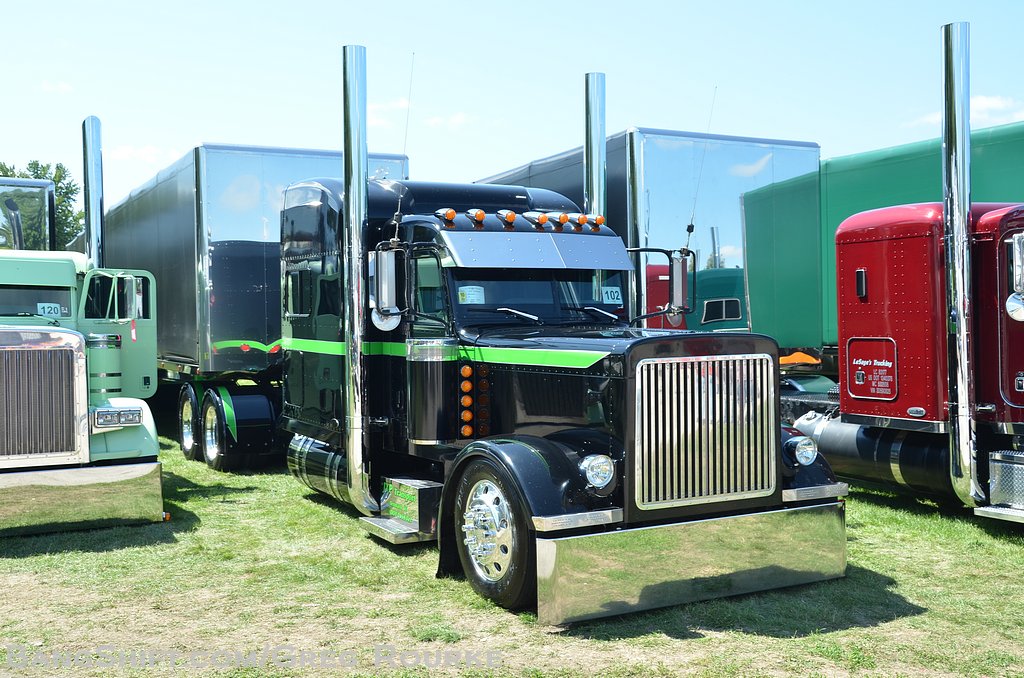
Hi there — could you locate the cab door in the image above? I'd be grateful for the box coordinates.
[77,269,157,400]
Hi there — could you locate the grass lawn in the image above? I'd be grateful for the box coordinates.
[1,433,1023,676]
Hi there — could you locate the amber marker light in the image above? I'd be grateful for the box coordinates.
[466,208,486,225]
[460,380,473,393]
[460,364,473,378]
[523,211,549,229]
[461,425,474,437]
[461,410,474,422]
[461,395,473,407]
[497,209,516,228]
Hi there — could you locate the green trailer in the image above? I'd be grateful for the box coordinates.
[744,120,1024,363]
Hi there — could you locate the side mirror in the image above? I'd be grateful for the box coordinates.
[1013,233,1024,294]
[1007,233,1024,323]
[666,251,686,327]
[122,275,142,319]
[371,248,403,331]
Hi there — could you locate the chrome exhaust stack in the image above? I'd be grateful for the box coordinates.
[941,22,984,506]
[583,72,606,217]
[82,116,105,266]
[341,45,378,515]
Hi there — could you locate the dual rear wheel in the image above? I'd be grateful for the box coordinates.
[176,384,233,471]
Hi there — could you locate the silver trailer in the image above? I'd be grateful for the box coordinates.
[104,144,407,469]
[482,129,819,331]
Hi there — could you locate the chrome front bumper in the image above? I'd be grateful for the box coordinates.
[0,461,164,537]
[536,501,846,625]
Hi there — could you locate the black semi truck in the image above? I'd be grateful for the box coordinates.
[278,46,848,624]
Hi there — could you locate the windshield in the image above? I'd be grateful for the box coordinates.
[449,268,626,327]
[0,285,73,318]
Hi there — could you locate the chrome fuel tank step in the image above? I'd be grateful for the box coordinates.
[360,477,443,544]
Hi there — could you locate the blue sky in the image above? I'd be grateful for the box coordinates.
[6,1,1023,211]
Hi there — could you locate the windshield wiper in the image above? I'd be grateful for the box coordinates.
[465,307,544,325]
[0,312,60,326]
[561,305,620,322]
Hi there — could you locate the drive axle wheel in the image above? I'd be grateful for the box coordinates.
[454,459,535,610]
[200,389,235,471]
[177,384,201,461]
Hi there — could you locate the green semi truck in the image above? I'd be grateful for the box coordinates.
[0,119,164,537]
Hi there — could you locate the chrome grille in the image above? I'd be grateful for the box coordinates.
[635,354,777,509]
[0,329,86,459]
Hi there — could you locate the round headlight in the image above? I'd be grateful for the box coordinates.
[579,454,615,488]
[793,436,818,466]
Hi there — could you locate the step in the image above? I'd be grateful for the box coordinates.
[989,451,1024,509]
[360,516,437,544]
[973,505,1024,525]
[359,476,445,545]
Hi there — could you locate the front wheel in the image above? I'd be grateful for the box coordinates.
[454,459,535,610]
[200,390,235,471]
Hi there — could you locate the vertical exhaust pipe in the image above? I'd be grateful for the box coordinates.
[584,72,606,216]
[82,116,105,266]
[341,45,378,515]
[941,22,983,506]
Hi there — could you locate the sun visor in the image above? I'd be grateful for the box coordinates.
[437,230,632,270]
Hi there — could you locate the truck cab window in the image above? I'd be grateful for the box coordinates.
[412,253,449,336]
[450,268,626,327]
[701,298,741,324]
[0,285,73,318]
[285,269,312,317]
[83,274,151,320]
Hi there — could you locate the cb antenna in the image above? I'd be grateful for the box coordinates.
[392,51,416,240]
[686,84,717,251]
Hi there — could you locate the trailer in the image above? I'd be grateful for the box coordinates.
[790,24,1024,524]
[0,119,163,537]
[481,128,819,331]
[276,46,848,625]
[103,145,407,469]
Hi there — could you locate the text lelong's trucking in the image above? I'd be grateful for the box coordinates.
[0,119,163,537]
[277,45,848,624]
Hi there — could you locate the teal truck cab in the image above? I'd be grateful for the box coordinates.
[0,123,164,537]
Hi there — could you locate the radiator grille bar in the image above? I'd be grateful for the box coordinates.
[635,354,777,509]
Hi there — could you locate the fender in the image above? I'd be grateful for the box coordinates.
[209,387,279,455]
[436,434,594,577]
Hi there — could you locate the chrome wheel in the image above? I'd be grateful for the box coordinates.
[181,400,195,451]
[203,401,221,464]
[461,479,514,582]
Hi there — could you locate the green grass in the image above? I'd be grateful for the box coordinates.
[1,434,1023,676]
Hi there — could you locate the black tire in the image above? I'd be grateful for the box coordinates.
[200,389,235,472]
[453,458,535,611]
[177,384,201,461]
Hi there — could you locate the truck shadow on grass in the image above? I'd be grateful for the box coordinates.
[845,485,972,519]
[299,491,437,557]
[0,471,256,559]
[558,565,923,640]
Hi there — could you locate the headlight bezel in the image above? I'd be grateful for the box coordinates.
[579,453,616,490]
